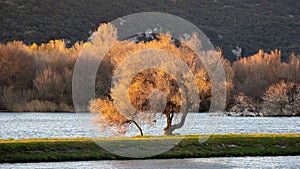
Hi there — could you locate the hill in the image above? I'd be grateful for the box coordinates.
[0,0,299,61]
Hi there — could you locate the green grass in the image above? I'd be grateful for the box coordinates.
[0,134,299,163]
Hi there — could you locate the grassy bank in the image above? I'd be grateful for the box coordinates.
[0,134,299,163]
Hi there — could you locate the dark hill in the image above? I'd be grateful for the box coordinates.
[0,0,299,61]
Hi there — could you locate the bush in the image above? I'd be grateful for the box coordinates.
[11,100,57,112]
[0,42,35,89]
[261,81,300,116]
[228,93,260,116]
[0,86,33,110]
[11,100,74,112]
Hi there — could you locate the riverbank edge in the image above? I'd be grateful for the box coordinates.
[1,111,300,117]
[0,134,299,163]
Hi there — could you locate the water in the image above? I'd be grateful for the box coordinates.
[0,113,299,139]
[0,156,299,169]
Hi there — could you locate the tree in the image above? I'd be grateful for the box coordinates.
[31,40,80,107]
[88,24,217,135]
[0,41,35,89]
[127,69,182,135]
[33,66,74,105]
[89,98,144,136]
[0,41,35,109]
[261,81,300,116]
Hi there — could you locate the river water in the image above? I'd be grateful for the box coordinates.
[0,113,299,139]
[0,156,299,169]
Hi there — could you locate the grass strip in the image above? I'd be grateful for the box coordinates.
[0,134,299,163]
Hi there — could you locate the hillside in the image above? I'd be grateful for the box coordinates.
[0,0,299,61]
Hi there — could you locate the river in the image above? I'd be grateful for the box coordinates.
[0,156,299,169]
[0,113,299,139]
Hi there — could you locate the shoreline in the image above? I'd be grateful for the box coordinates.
[1,134,299,163]
[1,111,300,117]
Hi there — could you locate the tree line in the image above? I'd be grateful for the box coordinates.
[0,26,299,118]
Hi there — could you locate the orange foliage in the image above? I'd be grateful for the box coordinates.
[89,98,129,135]
[232,49,300,99]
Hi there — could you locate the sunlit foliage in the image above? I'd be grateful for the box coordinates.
[0,40,81,111]
[0,23,299,122]
[232,49,300,99]
[89,24,221,135]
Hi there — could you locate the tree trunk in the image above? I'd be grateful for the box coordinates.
[164,111,187,135]
[166,110,188,135]
[130,120,143,136]
[164,87,189,135]
[164,113,172,135]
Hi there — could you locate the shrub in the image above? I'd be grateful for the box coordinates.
[0,86,33,110]
[0,41,35,89]
[261,81,300,116]
[11,100,57,112]
[228,93,261,116]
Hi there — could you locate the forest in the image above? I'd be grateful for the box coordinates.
[0,24,299,117]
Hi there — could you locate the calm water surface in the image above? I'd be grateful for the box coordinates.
[0,113,299,139]
[0,156,299,169]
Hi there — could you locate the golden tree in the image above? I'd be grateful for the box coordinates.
[128,69,182,135]
[87,24,228,135]
[0,41,35,88]
[89,98,144,136]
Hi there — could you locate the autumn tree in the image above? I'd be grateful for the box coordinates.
[31,40,81,105]
[232,50,282,99]
[89,98,144,136]
[0,42,35,109]
[88,24,228,135]
[261,81,300,116]
[285,53,300,82]
[127,69,182,135]
[0,41,35,89]
[0,39,81,111]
